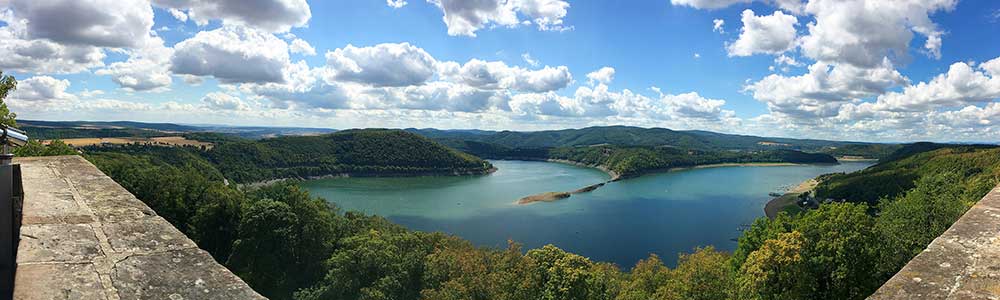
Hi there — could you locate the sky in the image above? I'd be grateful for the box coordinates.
[1,0,1000,142]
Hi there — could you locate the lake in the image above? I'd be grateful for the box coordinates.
[300,160,874,267]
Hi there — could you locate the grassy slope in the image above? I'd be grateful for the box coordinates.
[815,145,1000,205]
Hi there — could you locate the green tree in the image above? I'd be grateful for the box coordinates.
[615,254,669,300]
[876,172,971,276]
[0,71,16,127]
[737,231,811,300]
[657,247,733,300]
[228,199,301,297]
[794,203,880,300]
[296,229,430,300]
[14,140,77,156]
[526,244,597,300]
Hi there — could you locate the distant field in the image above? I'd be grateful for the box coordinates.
[46,136,212,148]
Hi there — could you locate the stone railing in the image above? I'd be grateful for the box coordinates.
[869,185,1000,299]
[12,156,264,299]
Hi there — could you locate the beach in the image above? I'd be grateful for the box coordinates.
[764,178,818,218]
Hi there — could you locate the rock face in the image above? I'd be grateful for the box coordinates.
[868,185,1000,300]
[12,156,264,300]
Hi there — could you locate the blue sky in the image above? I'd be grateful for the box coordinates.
[2,0,1000,142]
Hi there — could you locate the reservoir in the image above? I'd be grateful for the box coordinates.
[301,160,873,267]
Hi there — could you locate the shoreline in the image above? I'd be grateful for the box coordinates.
[836,157,880,162]
[764,178,819,219]
[545,159,621,181]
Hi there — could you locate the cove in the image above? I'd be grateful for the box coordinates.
[300,160,873,267]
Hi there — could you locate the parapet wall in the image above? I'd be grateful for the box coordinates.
[869,185,1000,299]
[12,155,264,299]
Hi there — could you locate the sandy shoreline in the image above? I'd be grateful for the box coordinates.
[764,178,818,218]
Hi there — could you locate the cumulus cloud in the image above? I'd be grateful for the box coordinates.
[873,60,1000,112]
[289,38,316,56]
[439,59,572,93]
[7,76,75,102]
[387,0,407,8]
[202,92,250,110]
[799,0,955,68]
[96,36,173,91]
[171,26,291,84]
[727,9,798,57]
[326,43,437,87]
[0,26,106,74]
[509,82,737,124]
[713,19,725,33]
[151,0,311,32]
[746,59,907,118]
[8,0,154,48]
[670,0,750,9]
[586,67,615,85]
[427,0,570,37]
[168,8,188,22]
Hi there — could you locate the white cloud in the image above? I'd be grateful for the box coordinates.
[151,0,311,32]
[202,92,250,110]
[694,53,701,59]
[522,53,539,67]
[746,59,907,118]
[713,19,725,33]
[0,27,106,74]
[7,76,75,102]
[727,9,798,57]
[168,8,188,22]
[440,59,573,92]
[670,0,750,10]
[96,36,174,91]
[326,43,437,87]
[387,0,407,9]
[773,54,802,67]
[799,0,955,68]
[427,0,570,37]
[289,38,316,56]
[981,57,1000,77]
[509,83,737,125]
[171,26,292,84]
[8,0,154,48]
[873,60,1000,112]
[586,67,615,85]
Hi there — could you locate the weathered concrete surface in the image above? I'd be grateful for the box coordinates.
[12,155,265,300]
[869,185,1000,300]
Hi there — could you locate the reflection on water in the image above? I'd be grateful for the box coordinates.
[301,160,873,267]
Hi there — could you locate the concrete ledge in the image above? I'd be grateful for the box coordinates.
[12,156,264,300]
[869,185,1000,299]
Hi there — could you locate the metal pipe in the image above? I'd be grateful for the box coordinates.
[0,126,28,166]
[0,126,27,148]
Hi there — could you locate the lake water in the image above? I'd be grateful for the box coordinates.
[300,160,874,267]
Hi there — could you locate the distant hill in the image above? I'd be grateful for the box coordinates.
[408,125,898,157]
[206,129,494,183]
[815,143,1000,205]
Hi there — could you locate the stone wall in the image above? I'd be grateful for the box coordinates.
[869,185,1000,299]
[13,156,264,300]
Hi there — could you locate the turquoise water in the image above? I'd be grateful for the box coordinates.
[301,160,873,267]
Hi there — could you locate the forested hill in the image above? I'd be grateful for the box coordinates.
[408,125,896,155]
[205,129,494,183]
[815,143,1000,206]
[409,126,845,179]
